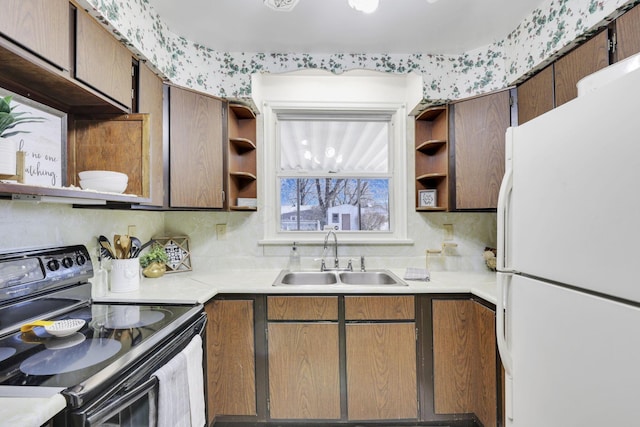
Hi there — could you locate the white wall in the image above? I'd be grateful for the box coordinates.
[0,200,164,266]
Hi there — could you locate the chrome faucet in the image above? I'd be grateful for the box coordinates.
[320,230,354,271]
[323,230,340,269]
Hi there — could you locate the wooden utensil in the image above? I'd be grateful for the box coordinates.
[98,235,116,259]
[113,234,123,259]
[119,234,131,259]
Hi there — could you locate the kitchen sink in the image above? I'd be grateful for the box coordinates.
[278,271,338,285]
[272,269,407,286]
[338,271,400,285]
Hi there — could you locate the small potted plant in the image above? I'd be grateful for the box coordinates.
[0,95,44,175]
[139,243,169,278]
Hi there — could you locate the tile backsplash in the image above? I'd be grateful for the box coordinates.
[0,200,495,273]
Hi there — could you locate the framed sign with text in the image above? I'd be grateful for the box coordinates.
[0,88,66,187]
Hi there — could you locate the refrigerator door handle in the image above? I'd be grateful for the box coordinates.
[497,272,514,421]
[496,272,513,375]
[497,165,513,272]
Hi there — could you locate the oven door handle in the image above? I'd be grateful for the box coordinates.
[85,376,158,426]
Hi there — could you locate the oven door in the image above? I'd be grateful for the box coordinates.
[60,311,207,427]
[85,376,158,427]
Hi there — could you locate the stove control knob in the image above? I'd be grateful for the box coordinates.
[62,257,73,268]
[76,254,87,266]
[47,259,60,271]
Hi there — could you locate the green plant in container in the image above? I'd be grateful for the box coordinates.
[139,243,169,278]
[0,96,45,138]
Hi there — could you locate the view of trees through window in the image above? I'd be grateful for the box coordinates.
[280,178,390,231]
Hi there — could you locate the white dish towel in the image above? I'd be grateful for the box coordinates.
[185,335,206,427]
[154,335,206,427]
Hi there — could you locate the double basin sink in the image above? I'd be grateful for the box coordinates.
[272,269,407,286]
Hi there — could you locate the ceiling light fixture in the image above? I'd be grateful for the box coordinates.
[348,0,379,14]
[263,0,299,12]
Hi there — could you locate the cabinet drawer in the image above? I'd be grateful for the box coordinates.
[267,296,338,321]
[345,296,414,320]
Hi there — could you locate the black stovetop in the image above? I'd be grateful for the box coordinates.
[0,301,198,391]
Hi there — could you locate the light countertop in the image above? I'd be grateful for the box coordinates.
[0,394,66,427]
[95,268,497,305]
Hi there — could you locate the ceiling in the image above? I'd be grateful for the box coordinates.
[147,0,546,55]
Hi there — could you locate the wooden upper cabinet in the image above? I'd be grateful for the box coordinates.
[615,3,640,62]
[414,106,449,211]
[168,86,225,208]
[554,30,609,107]
[451,89,511,210]
[69,114,150,197]
[75,9,132,109]
[0,0,70,71]
[517,64,554,125]
[137,64,164,206]
[227,104,257,211]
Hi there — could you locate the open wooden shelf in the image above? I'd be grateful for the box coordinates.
[230,137,256,151]
[415,106,449,211]
[227,103,257,211]
[416,139,446,153]
[229,171,257,181]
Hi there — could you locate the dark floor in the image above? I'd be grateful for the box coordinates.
[213,420,479,427]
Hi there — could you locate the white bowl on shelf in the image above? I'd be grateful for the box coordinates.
[80,176,128,193]
[78,170,128,181]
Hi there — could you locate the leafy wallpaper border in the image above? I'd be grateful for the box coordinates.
[77,0,636,104]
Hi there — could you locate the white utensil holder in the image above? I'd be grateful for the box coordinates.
[110,258,140,292]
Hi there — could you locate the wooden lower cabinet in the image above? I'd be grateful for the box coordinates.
[346,323,418,420]
[206,299,256,425]
[207,294,499,427]
[267,322,341,419]
[432,298,499,427]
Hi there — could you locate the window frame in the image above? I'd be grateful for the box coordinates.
[261,101,409,245]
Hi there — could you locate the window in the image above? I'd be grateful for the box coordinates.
[254,70,418,244]
[277,114,391,232]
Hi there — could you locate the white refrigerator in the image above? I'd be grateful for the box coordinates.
[496,57,640,426]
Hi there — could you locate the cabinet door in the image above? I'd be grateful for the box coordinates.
[70,114,150,197]
[138,64,164,206]
[346,323,417,420]
[517,64,554,125]
[169,86,224,208]
[206,299,256,422]
[267,322,340,419]
[76,10,132,109]
[615,4,640,62]
[0,0,70,70]
[452,89,510,210]
[432,299,498,427]
[554,30,609,106]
